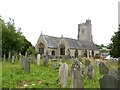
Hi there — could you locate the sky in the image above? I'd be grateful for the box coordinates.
[0,0,119,46]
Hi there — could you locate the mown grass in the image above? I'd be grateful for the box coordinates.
[1,58,118,88]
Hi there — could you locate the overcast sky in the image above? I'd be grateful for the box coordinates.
[0,0,119,46]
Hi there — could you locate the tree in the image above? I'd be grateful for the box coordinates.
[110,27,120,58]
[1,17,33,57]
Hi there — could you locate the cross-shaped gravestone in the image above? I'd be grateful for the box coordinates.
[58,63,68,87]
[37,54,40,65]
[71,58,84,88]
[12,56,15,64]
[99,62,109,75]
[25,57,30,73]
[44,56,49,66]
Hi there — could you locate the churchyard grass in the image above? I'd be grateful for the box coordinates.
[2,58,118,88]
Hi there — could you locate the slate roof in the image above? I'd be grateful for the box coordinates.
[64,38,83,49]
[43,35,60,48]
[41,34,98,50]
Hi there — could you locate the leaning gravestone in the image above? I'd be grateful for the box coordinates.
[99,69,120,89]
[85,59,90,66]
[58,63,68,87]
[37,54,40,65]
[71,58,84,88]
[12,56,15,64]
[25,57,30,73]
[99,62,109,75]
[86,64,95,79]
[44,56,49,66]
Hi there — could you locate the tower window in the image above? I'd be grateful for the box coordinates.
[81,29,85,33]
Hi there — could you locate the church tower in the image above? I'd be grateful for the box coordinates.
[77,19,93,42]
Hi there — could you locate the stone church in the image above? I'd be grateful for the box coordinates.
[35,19,99,58]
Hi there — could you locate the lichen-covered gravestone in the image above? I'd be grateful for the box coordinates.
[21,57,26,70]
[12,56,15,64]
[86,64,95,79]
[99,69,120,89]
[71,58,84,88]
[25,57,30,73]
[58,63,68,87]
[95,59,100,67]
[99,62,109,75]
[85,59,90,66]
[44,56,49,66]
[37,54,40,65]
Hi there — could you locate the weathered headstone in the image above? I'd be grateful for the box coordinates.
[99,62,109,75]
[58,63,68,87]
[52,63,59,70]
[21,57,26,70]
[8,52,11,63]
[85,59,90,66]
[71,58,84,88]
[3,54,5,61]
[12,56,15,64]
[19,53,22,61]
[95,59,100,67]
[86,64,95,79]
[37,54,40,65]
[25,57,30,73]
[99,69,120,89]
[44,56,48,66]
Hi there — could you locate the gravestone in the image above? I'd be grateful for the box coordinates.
[85,59,90,66]
[19,53,22,61]
[58,63,68,87]
[52,63,59,70]
[12,56,15,64]
[99,62,109,75]
[95,59,100,67]
[3,54,5,61]
[8,52,11,63]
[71,58,84,88]
[86,64,95,79]
[37,54,40,65]
[44,56,49,66]
[21,57,26,70]
[99,69,120,89]
[25,57,30,73]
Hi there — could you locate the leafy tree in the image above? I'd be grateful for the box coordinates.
[110,27,120,58]
[1,17,33,57]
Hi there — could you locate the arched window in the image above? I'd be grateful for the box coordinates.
[39,43,44,55]
[59,44,65,55]
[84,50,87,57]
[75,49,78,58]
[51,50,55,55]
[92,50,94,57]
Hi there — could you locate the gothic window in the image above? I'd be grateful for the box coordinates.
[39,43,44,55]
[75,49,78,58]
[51,50,55,55]
[60,44,65,55]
